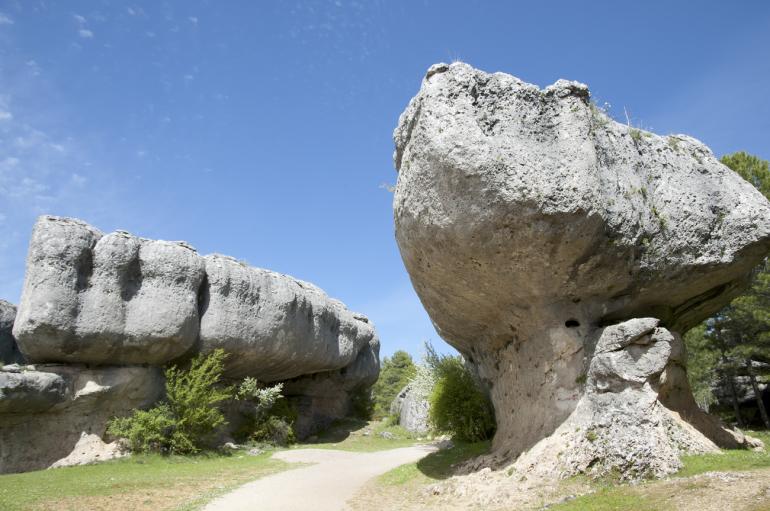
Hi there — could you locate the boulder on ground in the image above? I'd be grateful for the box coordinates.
[391,383,430,435]
[393,62,770,477]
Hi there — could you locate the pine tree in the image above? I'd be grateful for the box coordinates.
[371,350,417,418]
[685,152,770,427]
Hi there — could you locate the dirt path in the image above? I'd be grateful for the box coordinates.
[202,445,436,511]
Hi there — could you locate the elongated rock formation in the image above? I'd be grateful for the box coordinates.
[2,216,379,473]
[393,62,770,477]
[13,216,378,385]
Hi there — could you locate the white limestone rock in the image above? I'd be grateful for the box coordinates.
[393,62,770,472]
[13,216,204,365]
[199,254,378,381]
[0,364,163,474]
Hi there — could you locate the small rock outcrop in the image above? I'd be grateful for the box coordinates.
[391,384,430,434]
[393,62,770,477]
[0,364,163,473]
[1,216,379,473]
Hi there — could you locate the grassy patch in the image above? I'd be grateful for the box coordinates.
[378,440,490,486]
[307,418,422,452]
[551,430,770,511]
[678,430,770,477]
[0,450,293,511]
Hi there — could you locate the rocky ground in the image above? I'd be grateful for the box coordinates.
[350,468,770,511]
[349,430,770,511]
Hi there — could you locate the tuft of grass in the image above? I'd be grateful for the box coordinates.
[378,441,490,486]
[629,128,643,143]
[0,450,292,511]
[667,136,681,151]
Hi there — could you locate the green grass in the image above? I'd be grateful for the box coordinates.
[0,418,425,510]
[377,440,490,486]
[306,418,422,452]
[0,450,292,511]
[678,430,770,477]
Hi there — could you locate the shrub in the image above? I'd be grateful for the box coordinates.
[425,343,496,442]
[237,377,296,446]
[107,404,176,453]
[108,349,233,454]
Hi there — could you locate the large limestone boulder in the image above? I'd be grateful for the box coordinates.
[6,216,380,464]
[0,301,24,365]
[13,216,205,365]
[0,364,163,473]
[200,254,378,381]
[13,216,379,384]
[393,62,770,476]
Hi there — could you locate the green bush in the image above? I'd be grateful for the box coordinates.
[236,377,296,446]
[426,344,495,442]
[108,349,233,454]
[252,415,296,445]
[107,404,177,453]
[237,378,297,445]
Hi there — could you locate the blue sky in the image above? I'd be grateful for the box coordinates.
[0,1,768,359]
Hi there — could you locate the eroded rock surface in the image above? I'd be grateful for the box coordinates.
[391,384,430,435]
[0,364,163,473]
[511,319,758,479]
[200,254,378,381]
[393,62,770,476]
[14,217,204,365]
[2,216,380,473]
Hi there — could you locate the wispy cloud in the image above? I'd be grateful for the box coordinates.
[0,13,13,25]
[78,29,94,39]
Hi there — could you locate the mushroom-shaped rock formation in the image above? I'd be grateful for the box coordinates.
[393,62,770,478]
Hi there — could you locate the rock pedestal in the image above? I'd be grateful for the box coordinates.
[393,62,770,477]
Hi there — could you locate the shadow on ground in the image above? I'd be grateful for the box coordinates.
[308,418,369,445]
[416,440,491,480]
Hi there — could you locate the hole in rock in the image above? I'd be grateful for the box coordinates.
[565,319,580,328]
